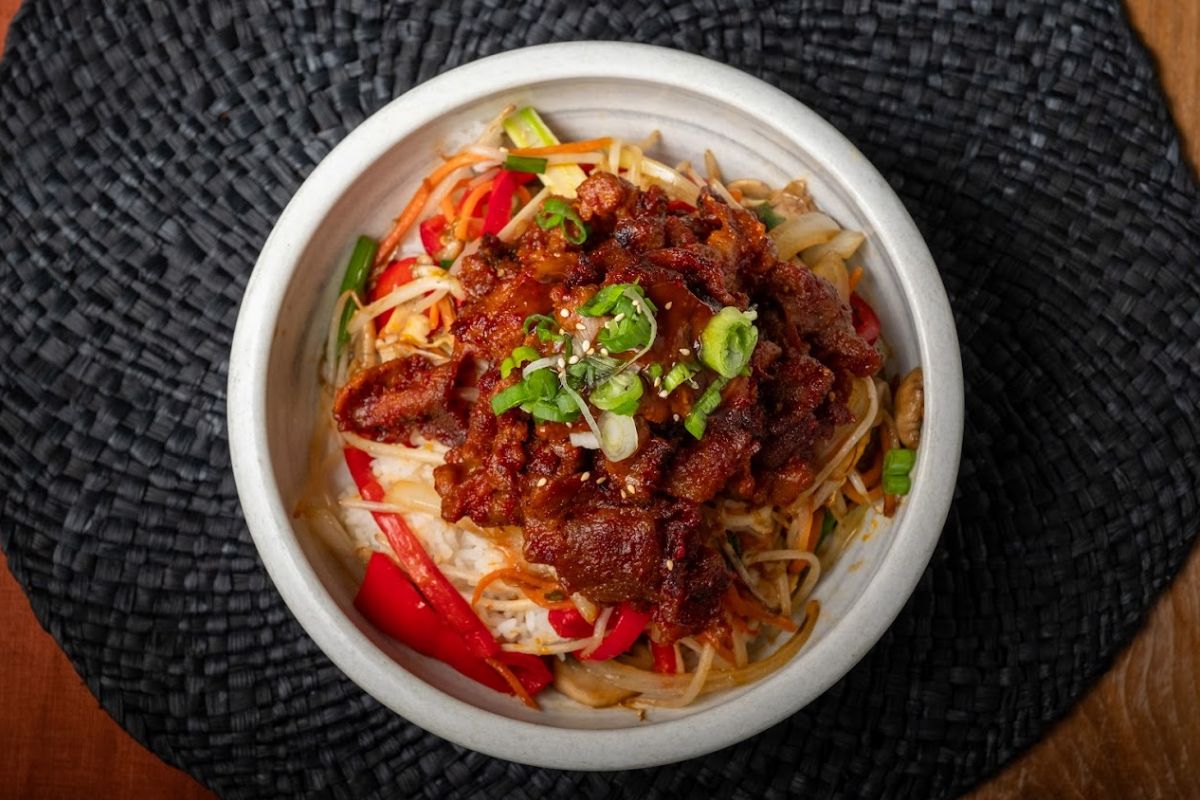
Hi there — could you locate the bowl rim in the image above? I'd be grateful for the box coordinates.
[228,40,963,771]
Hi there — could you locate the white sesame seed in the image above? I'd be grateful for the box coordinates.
[612,313,625,323]
[559,308,569,318]
[658,390,669,398]
[596,477,607,485]
[575,323,586,331]
[537,477,548,487]
[666,559,675,571]
[580,339,590,350]
[679,347,691,356]
[664,302,673,310]
[620,488,628,498]
[579,472,590,481]
[672,413,680,421]
[653,377,662,388]
[568,355,580,365]
[600,347,609,356]
[557,358,566,369]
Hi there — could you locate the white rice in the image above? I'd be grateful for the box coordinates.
[333,448,569,650]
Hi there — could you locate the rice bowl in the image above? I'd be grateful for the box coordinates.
[228,41,962,769]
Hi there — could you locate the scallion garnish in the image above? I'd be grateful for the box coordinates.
[753,203,785,230]
[699,307,759,378]
[500,345,540,378]
[662,361,698,393]
[503,154,548,174]
[817,511,837,550]
[882,448,916,495]
[535,197,588,245]
[577,284,657,354]
[683,377,728,439]
[590,372,644,416]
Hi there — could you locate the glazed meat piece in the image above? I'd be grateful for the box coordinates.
[526,506,664,604]
[334,353,469,446]
[359,171,886,642]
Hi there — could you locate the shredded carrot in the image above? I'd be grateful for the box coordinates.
[373,153,494,267]
[429,151,492,190]
[486,657,538,709]
[859,442,883,489]
[427,298,440,329]
[843,481,882,506]
[848,265,864,292]
[437,296,456,329]
[729,187,743,202]
[374,182,431,268]
[725,586,798,633]
[456,180,494,240]
[699,632,738,668]
[508,137,613,156]
[441,177,469,221]
[515,184,532,206]
[788,510,816,573]
[471,567,562,607]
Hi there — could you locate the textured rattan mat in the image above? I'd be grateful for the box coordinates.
[2,1,1198,798]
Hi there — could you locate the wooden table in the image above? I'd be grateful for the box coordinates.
[0,2,1196,797]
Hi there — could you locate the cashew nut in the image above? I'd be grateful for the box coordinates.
[894,367,924,449]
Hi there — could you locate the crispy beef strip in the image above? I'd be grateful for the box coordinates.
[344,172,881,642]
[333,351,470,446]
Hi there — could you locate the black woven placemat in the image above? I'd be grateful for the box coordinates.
[2,1,1198,797]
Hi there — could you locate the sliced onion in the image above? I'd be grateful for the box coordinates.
[598,412,638,461]
[522,356,560,379]
[810,254,850,303]
[569,431,601,449]
[770,212,841,260]
[802,229,866,263]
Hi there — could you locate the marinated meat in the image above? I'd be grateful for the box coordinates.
[334,352,469,446]
[348,172,882,641]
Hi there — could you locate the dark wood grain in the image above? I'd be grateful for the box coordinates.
[0,2,1196,797]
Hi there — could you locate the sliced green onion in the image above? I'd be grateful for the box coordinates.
[502,107,587,198]
[594,285,657,354]
[336,235,378,350]
[662,361,698,393]
[491,382,533,414]
[590,372,644,416]
[753,203,785,231]
[882,474,912,496]
[577,284,627,317]
[439,259,454,270]
[700,307,759,378]
[598,411,638,461]
[503,154,548,174]
[535,197,588,245]
[522,397,579,423]
[645,363,664,380]
[500,345,540,378]
[817,511,837,550]
[882,448,916,477]
[566,353,620,389]
[683,377,728,439]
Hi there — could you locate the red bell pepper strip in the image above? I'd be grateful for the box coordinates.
[369,257,417,328]
[344,447,500,660]
[650,641,678,674]
[354,553,551,696]
[547,607,595,639]
[482,171,520,235]
[849,292,881,345]
[580,602,651,661]
[497,651,553,696]
[419,215,447,256]
[354,552,508,690]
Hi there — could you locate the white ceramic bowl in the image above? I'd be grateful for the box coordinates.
[228,42,963,770]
